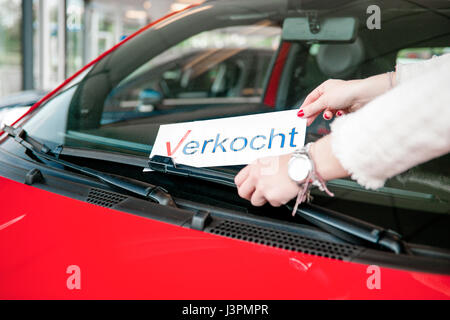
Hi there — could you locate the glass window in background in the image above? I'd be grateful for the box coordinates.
[123,6,150,37]
[48,0,62,88]
[33,0,65,91]
[85,1,150,63]
[85,2,118,62]
[0,0,22,98]
[67,0,85,77]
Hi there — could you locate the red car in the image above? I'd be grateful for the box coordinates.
[1,0,449,300]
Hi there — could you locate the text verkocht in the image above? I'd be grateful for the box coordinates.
[149,110,306,168]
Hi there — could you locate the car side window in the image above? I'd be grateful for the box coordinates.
[102,24,281,125]
[396,47,450,64]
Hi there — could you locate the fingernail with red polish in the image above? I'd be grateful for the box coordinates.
[324,113,330,120]
[336,111,343,117]
[297,110,304,118]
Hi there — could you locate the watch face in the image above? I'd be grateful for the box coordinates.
[288,155,312,182]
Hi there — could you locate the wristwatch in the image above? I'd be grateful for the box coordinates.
[287,143,314,184]
[287,143,334,216]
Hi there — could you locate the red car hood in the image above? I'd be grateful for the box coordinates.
[1,176,449,299]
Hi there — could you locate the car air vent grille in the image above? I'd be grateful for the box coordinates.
[86,188,128,208]
[208,220,359,261]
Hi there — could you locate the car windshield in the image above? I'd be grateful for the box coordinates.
[16,0,450,245]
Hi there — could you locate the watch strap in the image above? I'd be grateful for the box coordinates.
[291,143,334,216]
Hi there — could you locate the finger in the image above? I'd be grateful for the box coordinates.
[267,196,282,207]
[306,112,321,126]
[336,109,345,117]
[323,110,334,121]
[298,83,324,109]
[301,95,327,118]
[234,165,250,187]
[250,188,266,207]
[237,178,256,200]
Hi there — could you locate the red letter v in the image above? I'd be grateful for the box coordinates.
[166,130,192,156]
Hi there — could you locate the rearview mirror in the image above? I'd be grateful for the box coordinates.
[282,17,358,43]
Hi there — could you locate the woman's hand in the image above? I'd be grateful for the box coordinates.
[235,136,350,207]
[234,154,300,207]
[298,73,395,126]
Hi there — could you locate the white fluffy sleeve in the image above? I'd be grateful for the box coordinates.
[396,53,450,85]
[330,55,450,189]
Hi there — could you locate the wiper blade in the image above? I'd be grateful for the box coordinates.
[149,155,236,187]
[4,126,176,207]
[149,155,407,254]
[289,203,406,254]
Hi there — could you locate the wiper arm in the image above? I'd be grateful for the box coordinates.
[149,155,407,254]
[4,126,176,207]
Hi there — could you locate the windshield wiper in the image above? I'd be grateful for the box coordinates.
[3,125,177,207]
[149,155,236,187]
[288,203,406,254]
[148,155,408,254]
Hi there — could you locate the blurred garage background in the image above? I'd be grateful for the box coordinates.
[1,0,447,127]
[0,0,201,99]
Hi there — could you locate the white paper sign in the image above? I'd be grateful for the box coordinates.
[148,110,306,168]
